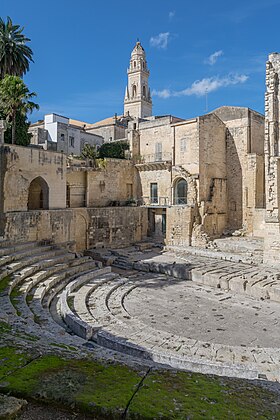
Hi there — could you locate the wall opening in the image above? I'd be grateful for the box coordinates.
[150,183,158,204]
[174,178,188,205]
[27,177,49,210]
[132,85,137,97]
[66,183,70,208]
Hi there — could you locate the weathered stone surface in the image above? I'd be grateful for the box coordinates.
[0,394,27,419]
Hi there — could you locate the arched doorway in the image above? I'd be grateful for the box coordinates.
[174,178,188,205]
[27,177,49,210]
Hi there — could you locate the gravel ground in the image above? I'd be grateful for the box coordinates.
[17,401,94,420]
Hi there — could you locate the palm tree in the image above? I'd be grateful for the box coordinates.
[0,75,39,144]
[0,16,33,78]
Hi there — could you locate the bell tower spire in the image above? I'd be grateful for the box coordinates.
[124,41,152,118]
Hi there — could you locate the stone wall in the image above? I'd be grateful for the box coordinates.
[213,107,265,233]
[86,159,140,206]
[263,53,280,265]
[0,146,7,236]
[4,207,148,251]
[2,144,66,212]
[136,166,171,204]
[173,119,199,174]
[166,206,194,247]
[138,116,174,162]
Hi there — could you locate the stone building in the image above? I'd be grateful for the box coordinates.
[29,113,104,155]
[263,53,280,266]
[0,41,269,254]
[0,144,147,250]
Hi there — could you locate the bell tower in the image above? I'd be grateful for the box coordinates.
[124,41,152,119]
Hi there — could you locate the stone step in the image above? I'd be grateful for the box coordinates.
[8,264,99,342]
[0,241,38,256]
[6,250,75,294]
[74,273,123,327]
[12,258,93,320]
[58,267,112,340]
[27,261,98,323]
[0,244,58,269]
[0,248,72,288]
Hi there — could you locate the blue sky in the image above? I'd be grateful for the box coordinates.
[1,0,280,123]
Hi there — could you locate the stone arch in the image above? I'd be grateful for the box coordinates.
[27,176,49,210]
[172,167,198,208]
[174,177,188,205]
[143,85,146,97]
[132,84,137,97]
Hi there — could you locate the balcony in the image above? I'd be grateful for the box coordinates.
[135,152,172,171]
[140,152,172,163]
[142,196,170,207]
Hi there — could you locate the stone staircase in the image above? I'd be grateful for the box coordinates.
[1,240,280,381]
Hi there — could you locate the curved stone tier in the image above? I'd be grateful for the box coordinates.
[1,241,280,381]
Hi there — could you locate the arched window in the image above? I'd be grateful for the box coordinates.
[27,177,49,210]
[174,178,188,205]
[134,61,136,68]
[143,85,146,97]
[132,85,137,97]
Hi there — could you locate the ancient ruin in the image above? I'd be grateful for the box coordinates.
[2,43,280,403]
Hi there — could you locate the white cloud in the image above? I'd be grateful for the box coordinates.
[150,32,170,49]
[152,74,248,99]
[152,89,172,98]
[205,50,223,65]
[168,11,175,19]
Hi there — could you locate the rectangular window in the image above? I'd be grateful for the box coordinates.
[61,133,65,141]
[150,183,158,204]
[69,136,75,148]
[126,183,133,199]
[180,138,186,152]
[155,142,162,161]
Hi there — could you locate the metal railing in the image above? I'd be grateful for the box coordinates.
[135,152,172,164]
[142,196,170,206]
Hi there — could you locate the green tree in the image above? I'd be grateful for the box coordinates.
[98,141,129,159]
[3,112,32,146]
[81,144,97,159]
[0,75,38,144]
[0,16,33,78]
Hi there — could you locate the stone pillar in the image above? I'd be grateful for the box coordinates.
[264,54,280,266]
[0,120,7,144]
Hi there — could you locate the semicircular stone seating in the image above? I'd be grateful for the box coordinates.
[1,239,280,381]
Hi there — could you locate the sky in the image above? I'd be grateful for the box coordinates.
[1,0,280,123]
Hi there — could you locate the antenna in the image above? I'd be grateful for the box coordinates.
[205,88,208,113]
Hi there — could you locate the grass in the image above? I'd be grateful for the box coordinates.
[0,347,279,419]
[128,369,280,419]
[0,275,11,294]
[67,296,74,311]
[26,294,33,304]
[0,352,143,419]
[0,321,11,334]
[0,347,33,379]
[10,286,22,316]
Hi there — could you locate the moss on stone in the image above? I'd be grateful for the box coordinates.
[0,275,11,294]
[0,348,280,419]
[128,369,280,419]
[0,347,32,379]
[0,321,11,334]
[49,342,76,351]
[1,354,143,418]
